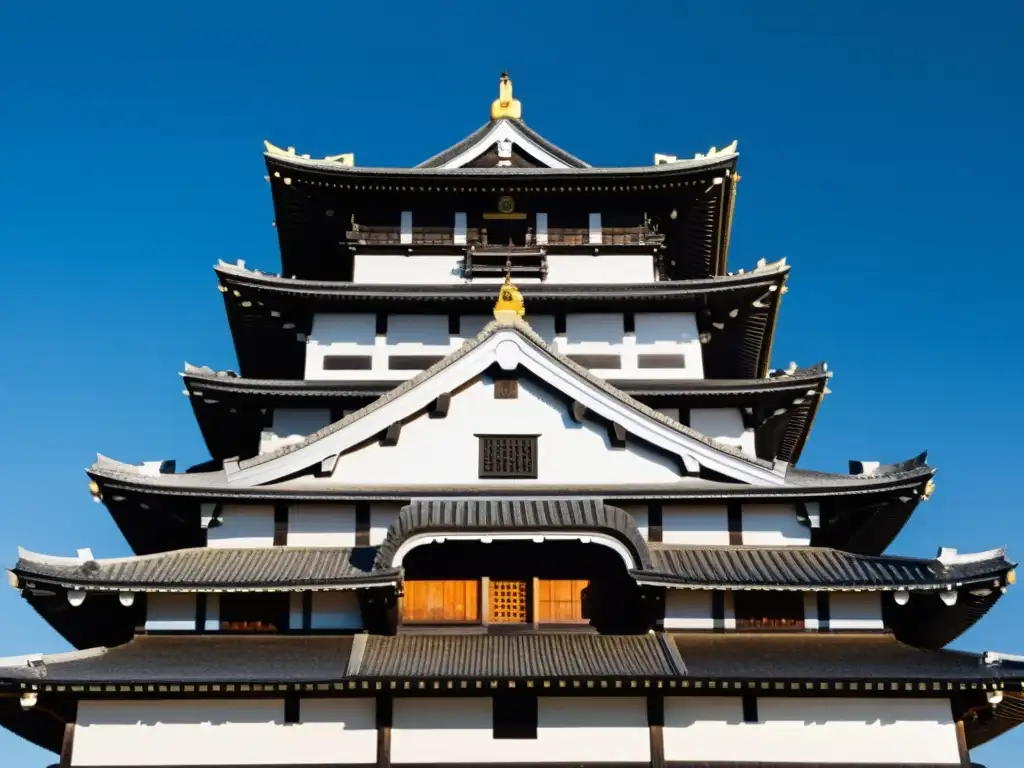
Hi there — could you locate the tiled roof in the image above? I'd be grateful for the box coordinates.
[353,632,684,678]
[14,546,399,591]
[416,119,590,169]
[374,499,651,570]
[640,543,1012,591]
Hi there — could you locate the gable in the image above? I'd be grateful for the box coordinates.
[436,119,575,170]
[227,322,784,488]
[330,374,684,486]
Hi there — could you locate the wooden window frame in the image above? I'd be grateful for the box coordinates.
[477,435,539,479]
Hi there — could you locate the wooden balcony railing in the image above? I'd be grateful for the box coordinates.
[346,224,659,247]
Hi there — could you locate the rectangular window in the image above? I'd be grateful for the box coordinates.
[323,355,373,371]
[403,580,480,623]
[387,354,444,370]
[637,354,686,369]
[566,354,622,369]
[489,580,529,624]
[493,694,538,739]
[219,593,289,633]
[537,579,590,623]
[733,591,805,631]
[478,435,538,479]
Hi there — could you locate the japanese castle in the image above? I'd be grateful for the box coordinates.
[3,73,1021,767]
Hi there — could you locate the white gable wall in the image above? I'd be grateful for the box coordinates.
[261,408,332,454]
[663,697,959,764]
[72,699,376,766]
[690,408,755,457]
[330,376,683,486]
[391,696,649,764]
[207,505,274,548]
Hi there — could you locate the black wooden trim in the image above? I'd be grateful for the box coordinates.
[624,312,636,335]
[712,590,726,632]
[555,313,567,334]
[609,422,627,448]
[375,313,388,335]
[727,502,742,546]
[377,694,393,768]
[742,695,758,723]
[323,355,373,371]
[59,717,75,768]
[430,392,451,419]
[493,693,539,739]
[648,503,663,543]
[447,314,460,335]
[567,353,622,369]
[284,692,300,724]
[356,502,371,546]
[381,422,402,446]
[648,694,665,768]
[571,400,587,423]
[273,504,289,547]
[388,355,444,370]
[677,408,691,427]
[638,354,686,369]
[301,591,313,631]
[194,593,207,632]
[816,592,830,632]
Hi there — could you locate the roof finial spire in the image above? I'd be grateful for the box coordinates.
[490,71,522,121]
[493,252,525,322]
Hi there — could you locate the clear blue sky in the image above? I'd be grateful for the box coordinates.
[0,1,1021,765]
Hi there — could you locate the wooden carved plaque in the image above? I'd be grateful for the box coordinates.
[494,379,519,399]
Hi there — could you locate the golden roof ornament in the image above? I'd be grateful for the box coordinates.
[490,72,522,120]
[493,262,525,322]
[921,478,936,501]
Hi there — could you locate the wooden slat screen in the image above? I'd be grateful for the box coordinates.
[403,580,479,623]
[537,579,589,623]
[478,436,538,478]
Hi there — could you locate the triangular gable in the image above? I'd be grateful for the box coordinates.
[417,119,589,170]
[226,319,785,488]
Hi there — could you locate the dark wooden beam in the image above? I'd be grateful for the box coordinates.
[608,422,627,448]
[647,695,665,768]
[377,694,393,768]
[570,400,587,423]
[381,422,402,447]
[59,719,75,768]
[431,393,452,419]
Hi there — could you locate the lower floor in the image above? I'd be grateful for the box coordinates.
[58,695,971,767]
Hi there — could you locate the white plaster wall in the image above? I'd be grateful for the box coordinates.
[391,697,649,764]
[829,592,884,630]
[620,503,649,540]
[260,408,333,455]
[207,505,275,549]
[353,254,465,284]
[72,699,377,766]
[741,503,811,546]
[664,697,959,764]
[665,590,713,630]
[310,591,363,630]
[460,314,556,344]
[662,504,730,545]
[305,314,377,380]
[804,592,819,631]
[371,502,402,546]
[330,376,682,487]
[690,408,755,457]
[145,593,196,632]
[287,504,357,547]
[631,312,704,379]
[545,254,655,284]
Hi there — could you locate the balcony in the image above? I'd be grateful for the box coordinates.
[345,224,662,248]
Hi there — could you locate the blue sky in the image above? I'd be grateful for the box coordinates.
[1,1,1022,764]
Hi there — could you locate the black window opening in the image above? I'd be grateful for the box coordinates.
[478,435,539,479]
[493,694,538,739]
[637,354,686,369]
[323,355,373,371]
[733,591,805,631]
[219,593,290,633]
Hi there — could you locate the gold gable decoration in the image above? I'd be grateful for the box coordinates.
[493,272,525,321]
[490,72,522,120]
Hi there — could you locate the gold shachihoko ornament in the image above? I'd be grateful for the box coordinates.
[494,272,525,318]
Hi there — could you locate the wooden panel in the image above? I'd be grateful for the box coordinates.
[489,580,528,623]
[403,580,479,623]
[538,579,589,623]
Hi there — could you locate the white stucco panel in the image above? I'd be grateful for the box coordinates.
[72,699,377,766]
[261,408,332,454]
[371,502,403,546]
[305,313,377,380]
[545,254,655,284]
[310,591,363,630]
[353,254,465,285]
[665,590,714,630]
[287,504,357,547]
[330,376,682,486]
[391,697,649,764]
[690,407,755,457]
[662,504,730,545]
[664,697,959,764]
[145,593,196,632]
[829,592,884,630]
[207,505,274,549]
[741,503,811,546]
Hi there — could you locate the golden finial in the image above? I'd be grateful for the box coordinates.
[490,72,522,120]
[922,478,936,501]
[493,262,525,321]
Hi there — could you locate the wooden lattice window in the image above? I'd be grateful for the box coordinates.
[478,435,538,479]
[489,580,528,623]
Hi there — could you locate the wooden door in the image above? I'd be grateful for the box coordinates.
[403,580,479,623]
[488,580,529,623]
[537,579,590,623]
